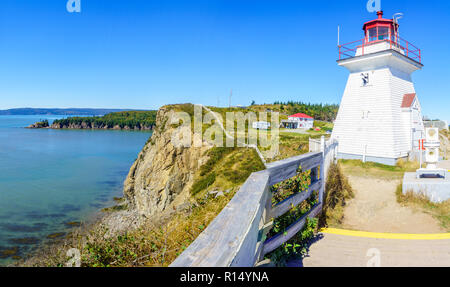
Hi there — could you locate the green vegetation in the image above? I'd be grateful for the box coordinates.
[28,119,49,128]
[339,159,419,180]
[53,111,157,130]
[82,191,237,267]
[163,103,333,162]
[37,119,49,127]
[253,101,339,122]
[319,163,354,228]
[264,167,319,266]
[191,147,266,196]
[271,168,311,206]
[266,218,318,267]
[396,184,450,231]
[269,132,310,162]
[268,193,318,238]
[313,120,334,131]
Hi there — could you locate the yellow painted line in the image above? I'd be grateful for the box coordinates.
[320,228,450,240]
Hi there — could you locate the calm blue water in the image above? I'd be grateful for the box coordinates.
[0,115,151,265]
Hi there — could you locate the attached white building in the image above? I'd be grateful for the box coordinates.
[401,93,425,152]
[282,113,314,129]
[332,11,425,165]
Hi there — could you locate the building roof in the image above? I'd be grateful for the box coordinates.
[289,113,313,119]
[401,93,416,108]
[362,11,396,31]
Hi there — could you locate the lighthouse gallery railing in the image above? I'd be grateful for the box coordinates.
[338,34,421,63]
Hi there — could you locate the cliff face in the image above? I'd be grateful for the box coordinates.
[123,106,211,218]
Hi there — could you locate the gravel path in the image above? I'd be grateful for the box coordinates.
[340,175,444,233]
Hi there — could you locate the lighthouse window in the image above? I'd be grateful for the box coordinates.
[368,27,377,42]
[378,27,389,40]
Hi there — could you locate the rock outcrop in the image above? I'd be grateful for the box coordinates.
[27,121,49,129]
[123,105,211,219]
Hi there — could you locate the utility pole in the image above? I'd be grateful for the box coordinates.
[229,89,232,108]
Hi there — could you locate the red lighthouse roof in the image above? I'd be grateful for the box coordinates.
[289,113,313,119]
[362,10,399,43]
[362,11,396,31]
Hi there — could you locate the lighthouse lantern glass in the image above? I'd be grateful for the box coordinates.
[378,27,389,40]
[368,27,377,42]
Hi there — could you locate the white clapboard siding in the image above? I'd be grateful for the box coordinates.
[332,49,423,163]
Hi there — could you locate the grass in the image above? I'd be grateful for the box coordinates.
[319,163,354,228]
[81,191,237,267]
[267,132,310,162]
[314,120,334,131]
[396,184,450,232]
[191,147,265,197]
[339,159,419,180]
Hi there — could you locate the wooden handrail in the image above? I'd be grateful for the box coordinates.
[171,138,337,267]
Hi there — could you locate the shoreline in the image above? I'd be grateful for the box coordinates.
[10,199,143,267]
[26,126,154,131]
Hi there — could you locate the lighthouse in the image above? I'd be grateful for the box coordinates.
[332,11,425,165]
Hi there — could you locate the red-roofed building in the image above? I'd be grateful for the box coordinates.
[401,93,417,108]
[282,113,315,129]
[400,93,425,151]
[289,113,314,119]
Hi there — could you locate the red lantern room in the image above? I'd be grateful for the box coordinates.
[338,10,421,63]
[363,11,398,43]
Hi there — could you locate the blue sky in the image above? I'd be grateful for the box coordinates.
[0,0,449,121]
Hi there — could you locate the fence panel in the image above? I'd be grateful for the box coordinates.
[171,139,339,267]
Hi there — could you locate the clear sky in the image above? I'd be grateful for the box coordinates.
[0,0,449,121]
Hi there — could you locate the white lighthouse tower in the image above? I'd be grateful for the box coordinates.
[332,11,425,165]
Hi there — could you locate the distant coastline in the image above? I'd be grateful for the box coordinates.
[26,110,157,131]
[0,108,150,116]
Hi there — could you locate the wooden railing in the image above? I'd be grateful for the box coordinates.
[170,138,338,267]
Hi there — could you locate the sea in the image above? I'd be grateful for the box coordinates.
[0,115,151,265]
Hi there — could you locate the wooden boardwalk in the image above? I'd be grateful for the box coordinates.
[296,229,450,267]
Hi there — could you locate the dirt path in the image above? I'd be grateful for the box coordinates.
[340,175,445,233]
[300,232,450,267]
[438,159,450,169]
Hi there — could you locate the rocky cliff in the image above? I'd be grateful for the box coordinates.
[50,122,153,130]
[123,105,211,218]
